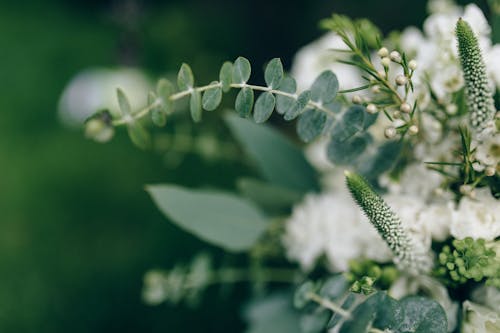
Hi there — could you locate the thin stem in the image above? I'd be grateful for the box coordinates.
[306,292,352,318]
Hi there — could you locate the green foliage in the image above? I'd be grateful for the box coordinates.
[253,92,276,123]
[201,81,222,111]
[219,61,233,92]
[117,88,132,116]
[190,89,203,122]
[264,58,284,89]
[224,113,319,193]
[147,184,269,251]
[127,122,151,149]
[296,109,327,143]
[235,87,255,117]
[345,259,399,292]
[310,71,339,104]
[245,293,302,333]
[232,56,252,84]
[436,237,500,287]
[236,178,302,211]
[177,63,195,91]
[275,76,297,114]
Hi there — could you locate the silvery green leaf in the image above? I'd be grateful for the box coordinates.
[284,90,310,121]
[127,122,151,149]
[219,61,233,92]
[202,81,222,111]
[310,71,338,104]
[116,88,132,116]
[276,76,297,115]
[190,90,202,122]
[232,56,251,84]
[253,91,275,123]
[177,63,194,91]
[327,132,372,165]
[264,58,283,89]
[397,296,447,333]
[235,87,254,118]
[156,78,175,114]
[147,185,268,251]
[297,108,326,142]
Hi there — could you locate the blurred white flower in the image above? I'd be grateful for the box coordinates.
[58,67,152,128]
[462,301,500,333]
[473,130,500,171]
[451,189,500,240]
[291,32,364,92]
[283,188,391,272]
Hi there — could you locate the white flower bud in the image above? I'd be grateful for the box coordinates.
[381,57,391,68]
[378,47,389,58]
[371,85,381,93]
[377,70,386,79]
[395,75,408,86]
[400,102,412,113]
[459,184,473,196]
[384,126,397,139]
[352,95,363,104]
[390,51,402,63]
[408,125,419,135]
[485,166,496,176]
[408,60,417,70]
[446,104,458,115]
[366,103,378,114]
[393,110,402,119]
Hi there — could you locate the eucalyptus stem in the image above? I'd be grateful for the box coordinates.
[305,292,352,318]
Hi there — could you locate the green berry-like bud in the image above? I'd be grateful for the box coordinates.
[456,18,496,132]
[84,110,114,143]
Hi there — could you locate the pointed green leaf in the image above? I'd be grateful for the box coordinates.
[253,91,276,123]
[310,70,339,104]
[127,122,151,149]
[156,78,175,114]
[232,56,251,84]
[236,178,302,210]
[224,113,319,192]
[190,90,202,122]
[149,92,167,127]
[284,90,310,121]
[264,58,284,89]
[235,87,254,118]
[297,108,327,142]
[202,81,222,111]
[177,63,194,91]
[117,88,132,116]
[219,61,233,92]
[356,141,402,180]
[331,105,377,141]
[147,185,268,251]
[276,76,297,115]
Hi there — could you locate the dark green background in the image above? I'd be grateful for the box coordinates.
[0,0,488,332]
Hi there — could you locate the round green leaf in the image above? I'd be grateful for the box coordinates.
[276,76,297,115]
[397,296,447,333]
[156,78,175,114]
[297,109,327,142]
[147,185,268,252]
[310,71,339,104]
[253,91,276,123]
[116,88,131,116]
[294,281,315,309]
[127,122,151,149]
[202,81,222,111]
[151,108,167,127]
[219,61,233,93]
[327,133,372,165]
[284,90,310,121]
[177,63,194,91]
[235,87,254,118]
[190,90,202,122]
[232,56,251,84]
[264,58,284,89]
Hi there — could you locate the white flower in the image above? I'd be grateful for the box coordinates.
[417,202,453,242]
[451,189,500,240]
[462,301,500,333]
[473,130,500,170]
[291,32,363,92]
[283,189,391,272]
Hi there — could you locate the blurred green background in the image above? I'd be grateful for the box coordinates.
[0,0,487,332]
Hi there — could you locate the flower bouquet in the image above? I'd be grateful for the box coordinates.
[83,0,499,331]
